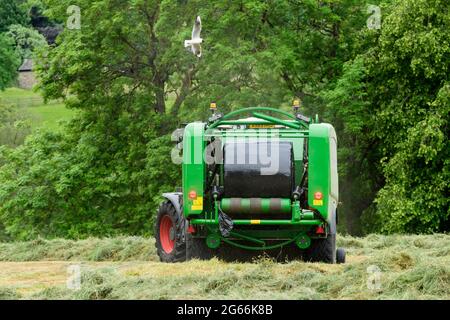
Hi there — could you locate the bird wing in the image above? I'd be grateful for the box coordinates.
[192,16,202,39]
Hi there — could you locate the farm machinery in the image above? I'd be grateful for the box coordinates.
[155,102,345,263]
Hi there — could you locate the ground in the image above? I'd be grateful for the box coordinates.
[0,234,448,300]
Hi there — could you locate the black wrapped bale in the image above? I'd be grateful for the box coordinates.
[223,141,294,198]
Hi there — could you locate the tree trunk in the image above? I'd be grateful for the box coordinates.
[171,66,197,116]
[154,76,165,113]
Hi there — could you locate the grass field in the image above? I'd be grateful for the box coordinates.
[0,234,448,300]
[0,88,75,131]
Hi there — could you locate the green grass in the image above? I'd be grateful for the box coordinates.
[0,88,76,130]
[0,234,448,300]
[0,87,41,100]
[27,103,76,131]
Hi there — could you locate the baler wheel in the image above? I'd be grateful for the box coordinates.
[305,233,337,264]
[336,248,346,264]
[155,201,187,263]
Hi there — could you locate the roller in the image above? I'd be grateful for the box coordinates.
[221,198,291,214]
[223,141,294,198]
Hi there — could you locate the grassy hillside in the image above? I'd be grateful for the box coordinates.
[0,88,75,131]
[0,234,448,300]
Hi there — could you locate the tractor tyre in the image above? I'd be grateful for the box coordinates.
[305,233,336,264]
[155,201,188,263]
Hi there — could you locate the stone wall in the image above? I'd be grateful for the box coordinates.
[18,71,37,90]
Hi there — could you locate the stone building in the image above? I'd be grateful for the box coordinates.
[18,59,37,90]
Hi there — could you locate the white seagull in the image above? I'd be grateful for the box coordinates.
[184,16,202,58]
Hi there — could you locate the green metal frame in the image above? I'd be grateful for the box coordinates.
[191,219,322,226]
[209,107,309,129]
[179,107,337,251]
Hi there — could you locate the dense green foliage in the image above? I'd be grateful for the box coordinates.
[0,1,29,33]
[5,24,48,61]
[0,34,20,90]
[368,0,449,233]
[325,0,450,233]
[0,1,30,90]
[0,115,179,239]
[0,0,448,239]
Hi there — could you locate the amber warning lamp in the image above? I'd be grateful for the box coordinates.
[293,99,301,113]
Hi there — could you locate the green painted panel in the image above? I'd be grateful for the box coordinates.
[308,124,329,219]
[308,123,338,221]
[182,122,206,217]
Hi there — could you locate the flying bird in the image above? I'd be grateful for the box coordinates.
[184,16,202,58]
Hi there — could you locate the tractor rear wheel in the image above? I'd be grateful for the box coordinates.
[305,233,336,264]
[155,201,187,263]
[155,201,213,262]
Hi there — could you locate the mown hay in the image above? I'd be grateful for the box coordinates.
[0,234,448,300]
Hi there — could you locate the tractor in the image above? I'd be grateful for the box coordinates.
[155,102,345,263]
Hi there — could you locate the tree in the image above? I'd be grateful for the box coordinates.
[5,24,48,62]
[365,0,450,233]
[38,0,368,118]
[0,34,20,90]
[320,0,450,234]
[0,1,29,32]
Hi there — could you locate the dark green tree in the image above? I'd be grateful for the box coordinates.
[0,34,20,90]
[0,1,29,32]
[325,0,450,233]
[367,0,450,233]
[5,24,48,61]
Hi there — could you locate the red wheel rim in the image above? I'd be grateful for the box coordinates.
[160,215,175,253]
